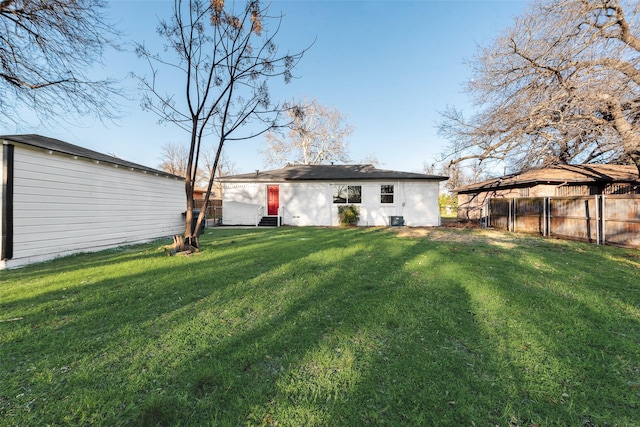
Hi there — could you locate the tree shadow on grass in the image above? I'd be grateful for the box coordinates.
[1,227,638,426]
[409,232,640,426]
[131,228,502,426]
[1,228,397,424]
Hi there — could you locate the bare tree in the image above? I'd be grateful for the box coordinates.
[359,153,381,168]
[438,0,640,175]
[439,163,467,194]
[0,0,121,127]
[159,143,191,177]
[135,0,307,248]
[423,162,437,175]
[262,99,353,167]
[159,142,236,192]
[201,147,236,198]
[423,159,490,195]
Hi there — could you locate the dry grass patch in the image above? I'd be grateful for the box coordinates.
[391,226,527,249]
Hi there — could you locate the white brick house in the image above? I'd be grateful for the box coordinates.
[219,164,447,227]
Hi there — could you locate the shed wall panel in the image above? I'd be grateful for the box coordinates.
[5,144,184,269]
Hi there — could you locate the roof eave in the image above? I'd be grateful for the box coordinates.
[2,134,182,180]
[220,176,449,182]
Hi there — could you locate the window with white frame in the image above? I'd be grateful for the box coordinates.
[380,184,394,203]
[333,185,362,203]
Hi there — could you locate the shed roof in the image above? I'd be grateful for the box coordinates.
[455,164,640,193]
[219,164,448,182]
[1,134,181,179]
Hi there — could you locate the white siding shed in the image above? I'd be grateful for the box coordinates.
[1,135,184,269]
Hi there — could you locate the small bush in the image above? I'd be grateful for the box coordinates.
[338,205,360,226]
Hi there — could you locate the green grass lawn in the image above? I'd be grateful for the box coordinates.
[1,227,639,426]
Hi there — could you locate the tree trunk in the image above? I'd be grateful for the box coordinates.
[165,234,198,256]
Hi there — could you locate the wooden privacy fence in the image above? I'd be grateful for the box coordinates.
[192,199,223,226]
[488,195,640,247]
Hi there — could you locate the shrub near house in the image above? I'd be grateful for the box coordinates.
[338,205,360,226]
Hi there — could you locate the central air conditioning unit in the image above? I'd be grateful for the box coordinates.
[389,216,404,227]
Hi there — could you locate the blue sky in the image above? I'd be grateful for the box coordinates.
[9,0,529,174]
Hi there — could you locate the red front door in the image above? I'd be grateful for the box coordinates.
[267,185,279,215]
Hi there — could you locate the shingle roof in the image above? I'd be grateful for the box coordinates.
[1,134,180,179]
[455,164,640,193]
[219,164,448,182]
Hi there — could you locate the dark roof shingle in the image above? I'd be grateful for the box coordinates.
[220,164,448,182]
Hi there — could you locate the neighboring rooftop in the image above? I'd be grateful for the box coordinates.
[220,164,448,182]
[1,134,180,179]
[455,164,640,193]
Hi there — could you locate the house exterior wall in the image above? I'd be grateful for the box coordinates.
[221,183,264,225]
[222,180,441,227]
[2,143,184,269]
[281,182,332,226]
